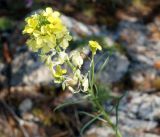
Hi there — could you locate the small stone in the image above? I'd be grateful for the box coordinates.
[19,98,33,114]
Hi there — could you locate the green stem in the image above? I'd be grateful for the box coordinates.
[66,59,75,71]
[91,54,94,92]
[90,53,122,137]
[95,100,122,137]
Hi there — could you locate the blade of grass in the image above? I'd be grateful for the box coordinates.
[80,113,102,136]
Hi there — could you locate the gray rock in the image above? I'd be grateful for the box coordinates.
[95,51,129,83]
[85,126,114,137]
[11,50,53,86]
[119,91,160,121]
[19,98,33,114]
[61,15,106,40]
[117,21,160,90]
[138,95,160,120]
[85,123,159,137]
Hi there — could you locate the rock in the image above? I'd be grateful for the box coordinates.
[85,126,114,137]
[99,52,129,83]
[94,51,129,84]
[11,48,53,86]
[138,95,160,120]
[121,128,160,137]
[117,21,160,90]
[119,114,157,130]
[85,123,159,137]
[129,64,157,90]
[119,91,160,121]
[61,15,104,40]
[19,98,33,114]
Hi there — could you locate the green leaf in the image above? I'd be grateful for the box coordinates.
[80,113,102,136]
[95,52,108,67]
[54,100,85,112]
[78,111,106,123]
[95,85,111,104]
[98,56,110,74]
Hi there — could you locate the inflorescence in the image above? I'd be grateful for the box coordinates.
[23,7,102,93]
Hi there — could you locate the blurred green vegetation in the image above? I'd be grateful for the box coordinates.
[0,17,13,31]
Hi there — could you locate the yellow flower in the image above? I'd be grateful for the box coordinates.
[23,17,38,34]
[23,7,72,54]
[27,18,38,28]
[43,7,61,24]
[53,65,67,78]
[26,39,39,51]
[23,27,34,34]
[33,30,40,37]
[89,40,102,55]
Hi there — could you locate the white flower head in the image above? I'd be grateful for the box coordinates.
[82,76,88,92]
[68,86,75,93]
[70,51,83,68]
[58,52,68,64]
[65,74,78,86]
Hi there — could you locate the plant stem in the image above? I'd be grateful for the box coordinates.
[94,100,122,137]
[90,53,122,137]
[91,55,94,92]
[66,59,75,71]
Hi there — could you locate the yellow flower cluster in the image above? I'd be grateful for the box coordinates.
[23,7,72,53]
[23,7,72,86]
[23,7,102,93]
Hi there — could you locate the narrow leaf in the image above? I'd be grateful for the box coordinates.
[98,56,110,74]
[78,111,106,123]
[80,113,102,136]
[54,100,84,111]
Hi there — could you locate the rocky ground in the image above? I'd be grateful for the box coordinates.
[0,6,160,137]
